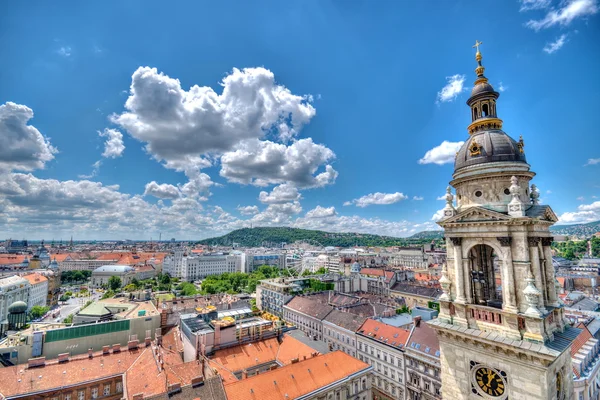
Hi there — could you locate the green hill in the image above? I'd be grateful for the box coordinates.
[550,220,600,237]
[197,227,441,248]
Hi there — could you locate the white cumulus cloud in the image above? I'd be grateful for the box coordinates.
[347,192,408,208]
[144,182,180,199]
[0,102,57,172]
[558,201,600,224]
[259,183,301,204]
[585,158,600,166]
[543,34,569,54]
[526,0,598,31]
[418,141,464,165]
[520,0,551,11]
[436,74,466,103]
[305,206,337,218]
[99,128,125,158]
[237,205,259,215]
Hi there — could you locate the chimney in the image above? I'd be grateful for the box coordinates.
[414,316,422,327]
[191,376,204,387]
[269,365,278,371]
[132,394,144,400]
[102,345,110,355]
[242,370,248,379]
[145,337,152,347]
[88,348,94,358]
[291,358,299,364]
[27,357,46,368]
[113,344,121,353]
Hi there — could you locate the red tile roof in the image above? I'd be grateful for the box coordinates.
[357,318,411,349]
[0,255,26,265]
[224,351,370,400]
[23,272,48,285]
[360,268,395,283]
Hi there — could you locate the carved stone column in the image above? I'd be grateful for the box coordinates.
[528,236,546,313]
[542,237,559,306]
[451,237,466,304]
[497,236,518,312]
[463,257,473,304]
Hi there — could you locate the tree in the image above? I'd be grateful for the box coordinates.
[30,305,49,319]
[59,294,70,302]
[63,314,74,324]
[108,276,122,291]
[179,282,199,296]
[72,271,85,283]
[131,278,140,289]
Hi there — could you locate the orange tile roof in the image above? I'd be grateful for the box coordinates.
[23,272,48,285]
[556,277,566,287]
[125,347,168,398]
[276,334,321,365]
[0,255,26,265]
[50,253,81,262]
[571,322,593,357]
[357,318,411,349]
[0,349,143,398]
[224,351,370,400]
[210,338,280,379]
[360,268,395,283]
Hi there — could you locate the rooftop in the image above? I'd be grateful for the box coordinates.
[357,318,411,350]
[223,351,370,400]
[407,320,440,358]
[284,296,334,320]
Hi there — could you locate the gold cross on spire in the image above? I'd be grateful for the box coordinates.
[473,40,483,53]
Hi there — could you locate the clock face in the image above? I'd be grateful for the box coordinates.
[474,366,506,397]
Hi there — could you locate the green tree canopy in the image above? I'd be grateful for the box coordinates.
[30,305,49,319]
[108,276,122,291]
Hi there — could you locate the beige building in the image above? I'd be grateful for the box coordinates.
[429,44,575,400]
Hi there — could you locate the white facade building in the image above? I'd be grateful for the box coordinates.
[0,275,30,324]
[181,253,242,281]
[356,318,410,400]
[23,273,48,310]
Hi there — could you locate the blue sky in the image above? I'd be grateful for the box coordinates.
[1,0,599,240]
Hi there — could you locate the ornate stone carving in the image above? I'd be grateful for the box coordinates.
[523,273,542,317]
[497,237,512,247]
[528,237,541,247]
[442,186,457,219]
[541,237,554,246]
[450,237,462,246]
[530,184,540,205]
[508,176,525,217]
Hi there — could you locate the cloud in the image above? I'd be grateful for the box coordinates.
[413,196,424,201]
[346,192,408,208]
[585,158,600,166]
[437,195,447,201]
[543,34,569,54]
[431,208,445,221]
[78,160,102,179]
[0,102,58,172]
[526,0,598,31]
[237,205,259,215]
[99,128,125,158]
[520,0,551,11]
[57,46,72,57]
[220,138,337,188]
[498,82,507,92]
[418,140,464,165]
[144,182,180,199]
[558,200,600,223]
[436,74,466,103]
[305,206,337,218]
[577,196,585,201]
[259,183,301,204]
[112,66,316,162]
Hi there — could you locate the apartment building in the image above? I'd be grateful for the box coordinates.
[323,309,367,358]
[404,318,442,399]
[356,318,411,400]
[23,272,48,310]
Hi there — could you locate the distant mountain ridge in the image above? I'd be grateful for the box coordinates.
[197,227,442,247]
[550,220,600,237]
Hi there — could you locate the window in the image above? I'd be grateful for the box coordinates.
[103,385,110,396]
[116,382,123,393]
[65,394,72,400]
[91,388,98,399]
[78,391,85,400]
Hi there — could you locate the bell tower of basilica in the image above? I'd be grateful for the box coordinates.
[429,42,578,400]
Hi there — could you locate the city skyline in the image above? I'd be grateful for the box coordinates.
[1,1,600,240]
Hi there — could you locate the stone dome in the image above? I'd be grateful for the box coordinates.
[454,129,527,172]
[8,301,28,314]
[350,262,361,273]
[470,82,496,97]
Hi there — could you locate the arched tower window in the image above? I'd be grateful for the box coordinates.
[482,104,489,117]
[473,107,478,121]
[468,244,502,309]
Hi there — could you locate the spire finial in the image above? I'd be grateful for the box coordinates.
[472,40,486,79]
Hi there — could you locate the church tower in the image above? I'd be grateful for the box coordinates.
[429,42,577,400]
